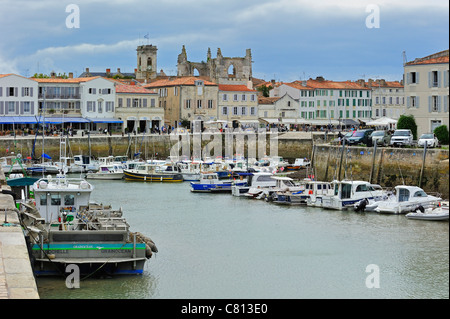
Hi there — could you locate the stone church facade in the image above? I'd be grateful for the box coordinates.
[177,46,253,86]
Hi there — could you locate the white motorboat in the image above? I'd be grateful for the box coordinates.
[305,180,334,207]
[321,180,387,210]
[406,203,449,221]
[85,163,124,180]
[231,172,276,197]
[265,176,306,204]
[176,161,203,181]
[375,185,442,214]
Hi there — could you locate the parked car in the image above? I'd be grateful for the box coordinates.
[417,133,440,148]
[370,130,391,146]
[390,129,413,147]
[346,129,374,146]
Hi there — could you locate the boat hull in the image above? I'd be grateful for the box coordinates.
[86,172,124,180]
[31,242,147,276]
[124,170,183,182]
[190,181,247,193]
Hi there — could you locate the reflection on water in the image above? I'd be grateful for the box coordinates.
[36,178,449,299]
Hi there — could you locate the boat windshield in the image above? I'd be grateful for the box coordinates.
[413,190,427,197]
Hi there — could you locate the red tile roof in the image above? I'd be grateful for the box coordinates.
[115,84,157,94]
[258,96,281,104]
[143,76,217,88]
[31,76,101,83]
[218,84,256,92]
[405,49,449,66]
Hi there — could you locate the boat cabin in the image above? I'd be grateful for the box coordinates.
[395,186,429,202]
[32,176,93,223]
[332,180,381,199]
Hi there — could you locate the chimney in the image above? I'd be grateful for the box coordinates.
[117,68,121,74]
[68,72,73,79]
[302,80,307,87]
[50,71,56,78]
[86,68,89,73]
[106,68,111,75]
[315,76,325,82]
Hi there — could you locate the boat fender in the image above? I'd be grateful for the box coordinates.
[145,245,153,259]
[1,189,17,200]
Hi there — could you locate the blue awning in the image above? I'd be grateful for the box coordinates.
[87,118,123,123]
[0,116,40,124]
[43,117,90,124]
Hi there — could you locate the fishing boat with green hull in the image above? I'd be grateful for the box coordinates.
[18,174,157,276]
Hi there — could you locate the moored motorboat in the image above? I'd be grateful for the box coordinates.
[18,174,157,276]
[375,185,441,214]
[85,164,124,180]
[406,203,449,221]
[190,172,247,193]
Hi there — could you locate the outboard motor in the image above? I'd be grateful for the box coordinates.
[355,198,369,212]
[414,205,425,213]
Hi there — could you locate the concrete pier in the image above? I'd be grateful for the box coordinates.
[0,169,39,299]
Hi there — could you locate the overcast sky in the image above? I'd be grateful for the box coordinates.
[0,0,448,82]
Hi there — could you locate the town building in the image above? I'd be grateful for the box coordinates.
[218,84,258,129]
[143,76,219,129]
[258,94,299,128]
[0,73,39,130]
[403,49,449,136]
[31,75,121,132]
[358,79,405,120]
[114,82,163,133]
[272,77,372,128]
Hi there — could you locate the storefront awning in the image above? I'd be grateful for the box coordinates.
[43,117,90,124]
[87,118,123,123]
[0,116,39,124]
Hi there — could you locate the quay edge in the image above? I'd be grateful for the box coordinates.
[0,169,39,299]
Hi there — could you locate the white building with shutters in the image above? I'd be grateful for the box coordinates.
[0,74,38,127]
[404,50,449,136]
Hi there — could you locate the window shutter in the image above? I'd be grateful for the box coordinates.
[31,102,34,114]
[444,96,448,113]
[5,102,8,114]
[428,96,432,112]
[30,87,33,97]
[406,73,410,84]
[416,72,419,84]
[437,71,441,88]
[143,99,147,107]
[20,102,24,114]
[93,101,96,112]
[111,101,114,112]
[127,98,131,107]
[416,96,420,108]
[16,101,19,114]
[428,72,431,88]
[406,97,410,108]
[15,87,18,97]
[0,101,3,114]
[437,96,441,112]
[0,87,2,97]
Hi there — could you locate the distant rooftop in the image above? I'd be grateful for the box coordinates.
[405,49,449,66]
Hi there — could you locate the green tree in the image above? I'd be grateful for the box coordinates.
[397,114,418,140]
[434,125,449,145]
[257,85,272,97]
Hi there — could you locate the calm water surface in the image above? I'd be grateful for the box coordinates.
[36,178,449,299]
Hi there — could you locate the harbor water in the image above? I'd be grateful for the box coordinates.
[35,178,449,299]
